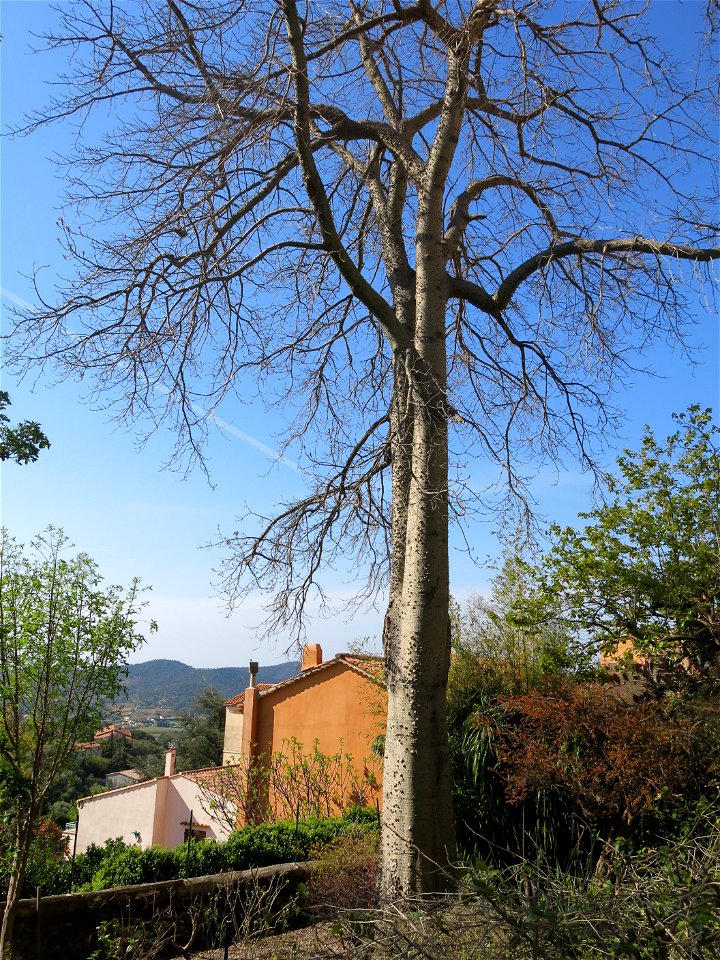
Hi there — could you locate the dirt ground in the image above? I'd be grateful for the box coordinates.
[180,920,350,959]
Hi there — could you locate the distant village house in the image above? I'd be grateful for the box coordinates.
[76,724,133,752]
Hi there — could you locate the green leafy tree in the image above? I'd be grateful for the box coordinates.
[174,687,226,772]
[452,539,592,701]
[0,528,145,956]
[542,407,720,669]
[0,392,49,464]
[41,753,109,824]
[124,730,170,780]
[0,818,70,901]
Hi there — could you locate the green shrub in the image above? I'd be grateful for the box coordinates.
[177,837,226,878]
[77,810,378,892]
[72,838,129,890]
[90,846,146,890]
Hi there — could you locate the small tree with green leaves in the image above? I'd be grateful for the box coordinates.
[0,528,146,956]
[541,407,720,670]
[452,540,592,702]
[175,688,226,772]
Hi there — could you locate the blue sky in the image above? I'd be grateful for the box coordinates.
[1,1,717,668]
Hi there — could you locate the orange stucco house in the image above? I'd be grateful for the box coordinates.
[223,643,386,812]
[70,644,386,852]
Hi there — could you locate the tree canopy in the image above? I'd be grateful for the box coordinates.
[541,407,720,670]
[175,687,226,772]
[0,392,50,465]
[0,528,145,953]
[451,538,592,698]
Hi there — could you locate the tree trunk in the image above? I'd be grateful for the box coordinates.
[1,869,20,960]
[1,812,33,960]
[383,356,412,671]
[381,398,455,894]
[380,187,456,895]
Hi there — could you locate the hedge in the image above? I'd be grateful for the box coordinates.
[1,808,379,898]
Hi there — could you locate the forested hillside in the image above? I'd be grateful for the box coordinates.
[120,659,299,711]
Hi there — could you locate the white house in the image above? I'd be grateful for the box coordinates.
[73,749,235,854]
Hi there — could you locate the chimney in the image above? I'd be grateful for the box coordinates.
[248,660,259,688]
[164,748,176,777]
[240,684,259,760]
[301,643,323,671]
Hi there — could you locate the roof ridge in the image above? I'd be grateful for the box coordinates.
[224,652,386,709]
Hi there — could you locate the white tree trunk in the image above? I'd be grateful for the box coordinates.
[381,402,455,894]
[381,180,457,894]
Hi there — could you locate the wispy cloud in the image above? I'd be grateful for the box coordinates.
[194,403,301,474]
[1,285,302,473]
[1,286,35,312]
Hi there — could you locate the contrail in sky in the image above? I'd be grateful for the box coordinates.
[188,400,302,474]
[1,286,34,312]
[1,285,301,473]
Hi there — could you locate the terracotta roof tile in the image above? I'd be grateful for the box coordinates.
[183,764,240,789]
[78,763,238,805]
[94,725,132,740]
[336,654,385,682]
[224,652,386,709]
[224,683,274,709]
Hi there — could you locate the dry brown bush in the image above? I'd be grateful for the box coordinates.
[307,827,380,916]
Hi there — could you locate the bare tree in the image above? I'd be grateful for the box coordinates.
[194,739,381,833]
[6,0,718,895]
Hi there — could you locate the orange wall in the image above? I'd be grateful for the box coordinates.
[253,662,386,807]
[600,637,644,666]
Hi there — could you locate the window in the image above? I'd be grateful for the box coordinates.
[183,826,206,842]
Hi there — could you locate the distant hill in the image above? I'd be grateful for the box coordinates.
[119,658,299,711]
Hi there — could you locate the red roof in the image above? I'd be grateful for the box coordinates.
[223,654,385,710]
[224,683,274,709]
[184,764,240,788]
[94,725,132,740]
[336,654,385,681]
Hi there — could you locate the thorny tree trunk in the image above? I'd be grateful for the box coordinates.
[384,332,454,895]
[380,32,471,894]
[382,380,455,893]
[381,208,459,895]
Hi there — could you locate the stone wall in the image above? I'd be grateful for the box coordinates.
[2,861,311,960]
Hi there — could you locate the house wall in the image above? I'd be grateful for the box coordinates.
[76,776,235,854]
[223,708,244,765]
[156,777,235,847]
[76,780,160,853]
[253,661,386,809]
[600,637,644,666]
